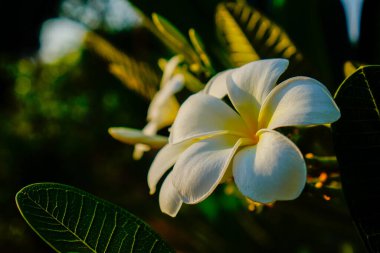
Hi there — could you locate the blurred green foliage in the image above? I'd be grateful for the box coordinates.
[0,44,151,252]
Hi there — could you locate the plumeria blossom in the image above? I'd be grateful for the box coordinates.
[148,59,340,217]
[109,55,184,159]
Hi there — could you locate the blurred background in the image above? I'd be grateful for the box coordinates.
[1,0,379,252]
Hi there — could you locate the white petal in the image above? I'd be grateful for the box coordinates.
[133,144,151,160]
[142,121,158,136]
[203,69,234,98]
[108,127,167,148]
[160,55,183,87]
[233,130,306,203]
[171,135,242,204]
[226,75,260,133]
[169,93,250,144]
[147,74,184,129]
[230,59,289,105]
[258,77,341,130]
[159,173,183,217]
[132,122,158,160]
[148,141,193,194]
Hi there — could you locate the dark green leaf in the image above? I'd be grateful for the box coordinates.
[332,66,380,253]
[16,183,173,253]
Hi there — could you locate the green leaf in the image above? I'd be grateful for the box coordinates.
[332,66,380,252]
[151,13,199,65]
[215,2,303,67]
[127,0,221,55]
[152,13,190,51]
[84,32,160,100]
[16,183,173,253]
[188,28,215,75]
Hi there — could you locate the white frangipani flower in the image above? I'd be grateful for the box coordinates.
[109,55,184,159]
[133,72,184,159]
[148,59,340,217]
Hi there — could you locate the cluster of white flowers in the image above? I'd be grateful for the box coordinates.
[111,58,340,217]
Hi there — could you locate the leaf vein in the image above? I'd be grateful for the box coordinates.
[103,212,117,253]
[362,69,380,118]
[130,225,141,253]
[95,213,107,251]
[74,195,84,233]
[84,202,98,242]
[25,193,96,252]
